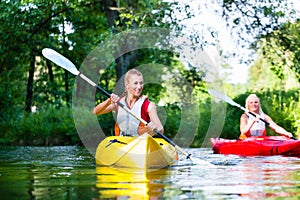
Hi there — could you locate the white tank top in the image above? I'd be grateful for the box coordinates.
[116,97,146,136]
[247,114,266,136]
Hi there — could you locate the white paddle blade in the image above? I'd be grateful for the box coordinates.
[207,89,238,107]
[42,48,80,75]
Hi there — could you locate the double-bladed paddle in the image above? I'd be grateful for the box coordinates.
[42,48,211,165]
[207,89,296,140]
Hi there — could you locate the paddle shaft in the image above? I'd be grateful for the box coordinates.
[235,103,270,125]
[78,73,192,158]
[246,109,297,140]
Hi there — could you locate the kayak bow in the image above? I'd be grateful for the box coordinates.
[210,136,300,156]
[95,133,178,169]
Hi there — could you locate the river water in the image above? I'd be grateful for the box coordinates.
[0,146,300,199]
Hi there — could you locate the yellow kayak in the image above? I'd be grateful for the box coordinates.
[95,133,178,169]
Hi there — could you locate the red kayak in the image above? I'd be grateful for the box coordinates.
[210,136,300,156]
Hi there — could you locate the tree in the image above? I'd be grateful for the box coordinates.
[222,0,299,72]
[260,20,300,83]
[0,0,185,144]
[221,0,296,45]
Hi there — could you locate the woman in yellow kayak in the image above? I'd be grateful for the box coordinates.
[239,94,293,139]
[93,69,164,136]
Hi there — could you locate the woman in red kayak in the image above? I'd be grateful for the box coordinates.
[93,69,164,136]
[239,94,293,139]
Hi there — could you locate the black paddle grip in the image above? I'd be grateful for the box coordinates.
[248,111,270,126]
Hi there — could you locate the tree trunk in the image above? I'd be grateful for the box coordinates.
[115,52,137,82]
[101,0,119,29]
[25,51,35,112]
[101,0,139,82]
[47,60,54,83]
[64,69,69,104]
[61,17,70,105]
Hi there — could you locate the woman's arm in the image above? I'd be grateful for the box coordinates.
[264,115,293,138]
[93,98,114,115]
[240,113,259,137]
[146,102,164,134]
[93,94,118,115]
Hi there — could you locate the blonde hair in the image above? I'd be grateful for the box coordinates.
[124,69,143,85]
[245,94,264,115]
[121,69,143,97]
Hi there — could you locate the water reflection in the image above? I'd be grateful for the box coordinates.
[0,146,98,199]
[233,156,300,199]
[95,166,169,199]
[1,147,300,199]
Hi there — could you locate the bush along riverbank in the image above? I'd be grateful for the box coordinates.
[0,106,79,146]
[0,89,299,146]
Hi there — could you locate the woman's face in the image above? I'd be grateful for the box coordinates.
[126,74,144,98]
[247,96,260,112]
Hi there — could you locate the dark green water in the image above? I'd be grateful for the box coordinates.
[0,146,97,199]
[1,146,300,199]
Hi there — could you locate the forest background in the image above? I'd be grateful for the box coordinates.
[0,0,299,147]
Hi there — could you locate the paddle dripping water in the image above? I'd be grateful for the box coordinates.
[190,157,215,166]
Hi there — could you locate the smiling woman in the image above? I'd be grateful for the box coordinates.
[239,94,293,139]
[93,68,164,136]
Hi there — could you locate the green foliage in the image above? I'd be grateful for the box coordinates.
[0,0,180,146]
[0,106,78,146]
[261,90,299,135]
[1,0,299,147]
[260,20,300,83]
[248,54,282,90]
[192,98,213,146]
[290,99,300,136]
[163,104,181,139]
[97,112,116,136]
[222,0,296,44]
